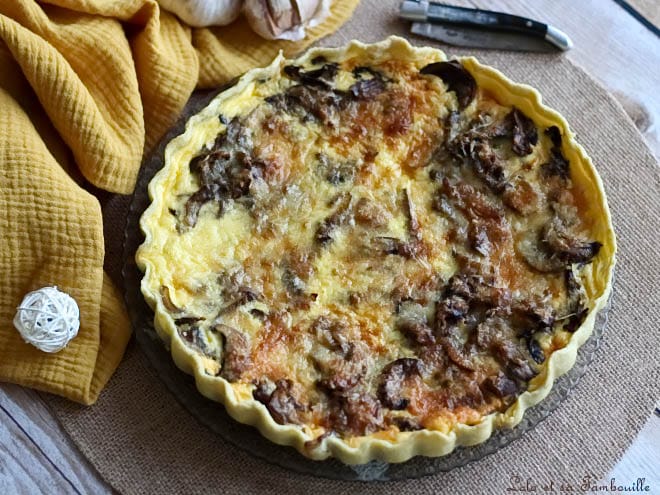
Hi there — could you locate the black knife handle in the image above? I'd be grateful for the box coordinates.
[426,2,548,38]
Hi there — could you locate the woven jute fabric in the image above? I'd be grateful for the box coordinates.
[45,1,660,492]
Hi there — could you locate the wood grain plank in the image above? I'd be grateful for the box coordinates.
[0,384,111,494]
[605,401,660,488]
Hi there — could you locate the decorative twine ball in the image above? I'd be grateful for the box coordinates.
[13,287,80,353]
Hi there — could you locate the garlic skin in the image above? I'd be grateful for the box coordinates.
[244,0,331,41]
[157,0,243,28]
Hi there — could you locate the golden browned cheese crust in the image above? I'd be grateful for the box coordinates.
[137,38,615,464]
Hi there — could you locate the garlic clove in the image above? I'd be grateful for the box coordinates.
[244,0,332,41]
[306,0,330,28]
[157,0,243,28]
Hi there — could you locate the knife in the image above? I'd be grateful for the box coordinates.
[400,1,572,52]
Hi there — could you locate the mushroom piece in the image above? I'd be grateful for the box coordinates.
[420,60,477,110]
[215,324,252,382]
[159,285,182,313]
[542,147,571,180]
[516,228,565,273]
[310,316,352,356]
[310,317,370,394]
[541,126,572,180]
[527,338,545,364]
[182,184,224,228]
[545,218,602,265]
[397,319,435,346]
[545,125,563,147]
[511,108,539,156]
[439,331,476,371]
[283,63,338,89]
[267,81,345,126]
[253,379,304,425]
[349,77,386,100]
[517,217,601,274]
[377,358,423,410]
[482,372,520,399]
[562,268,589,332]
[327,392,384,436]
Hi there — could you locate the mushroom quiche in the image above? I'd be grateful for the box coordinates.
[137,37,615,464]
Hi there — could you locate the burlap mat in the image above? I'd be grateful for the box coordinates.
[44,1,660,493]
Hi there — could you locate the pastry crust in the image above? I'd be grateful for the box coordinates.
[137,37,616,464]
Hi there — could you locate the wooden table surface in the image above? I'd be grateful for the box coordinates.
[1,1,658,493]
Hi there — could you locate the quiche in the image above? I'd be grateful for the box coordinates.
[137,37,615,464]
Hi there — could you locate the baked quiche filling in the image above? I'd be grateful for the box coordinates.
[138,40,609,458]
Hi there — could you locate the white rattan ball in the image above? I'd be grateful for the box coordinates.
[13,287,80,353]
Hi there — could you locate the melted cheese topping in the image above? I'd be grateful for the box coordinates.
[139,52,601,440]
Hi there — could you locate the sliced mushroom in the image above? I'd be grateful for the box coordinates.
[542,147,571,180]
[349,77,385,100]
[527,338,545,364]
[482,372,520,399]
[396,300,435,346]
[443,110,463,145]
[283,62,338,89]
[510,108,538,156]
[174,316,205,326]
[311,319,369,393]
[327,392,384,436]
[182,184,224,228]
[374,236,418,258]
[469,221,491,256]
[508,358,537,382]
[310,316,351,356]
[160,286,182,313]
[377,358,423,410]
[268,83,343,126]
[545,218,602,265]
[314,340,368,393]
[439,330,476,371]
[253,379,304,425]
[397,320,435,346]
[517,228,565,273]
[316,153,356,185]
[420,60,476,110]
[435,293,470,332]
[562,268,589,332]
[471,141,508,194]
[215,324,252,382]
[545,125,563,147]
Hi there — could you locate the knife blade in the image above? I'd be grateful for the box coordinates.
[411,21,556,52]
[400,1,572,51]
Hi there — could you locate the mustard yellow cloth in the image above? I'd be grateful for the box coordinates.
[0,0,359,405]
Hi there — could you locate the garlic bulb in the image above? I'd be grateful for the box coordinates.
[244,0,331,41]
[157,0,243,28]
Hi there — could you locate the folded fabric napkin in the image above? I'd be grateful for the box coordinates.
[0,0,358,405]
